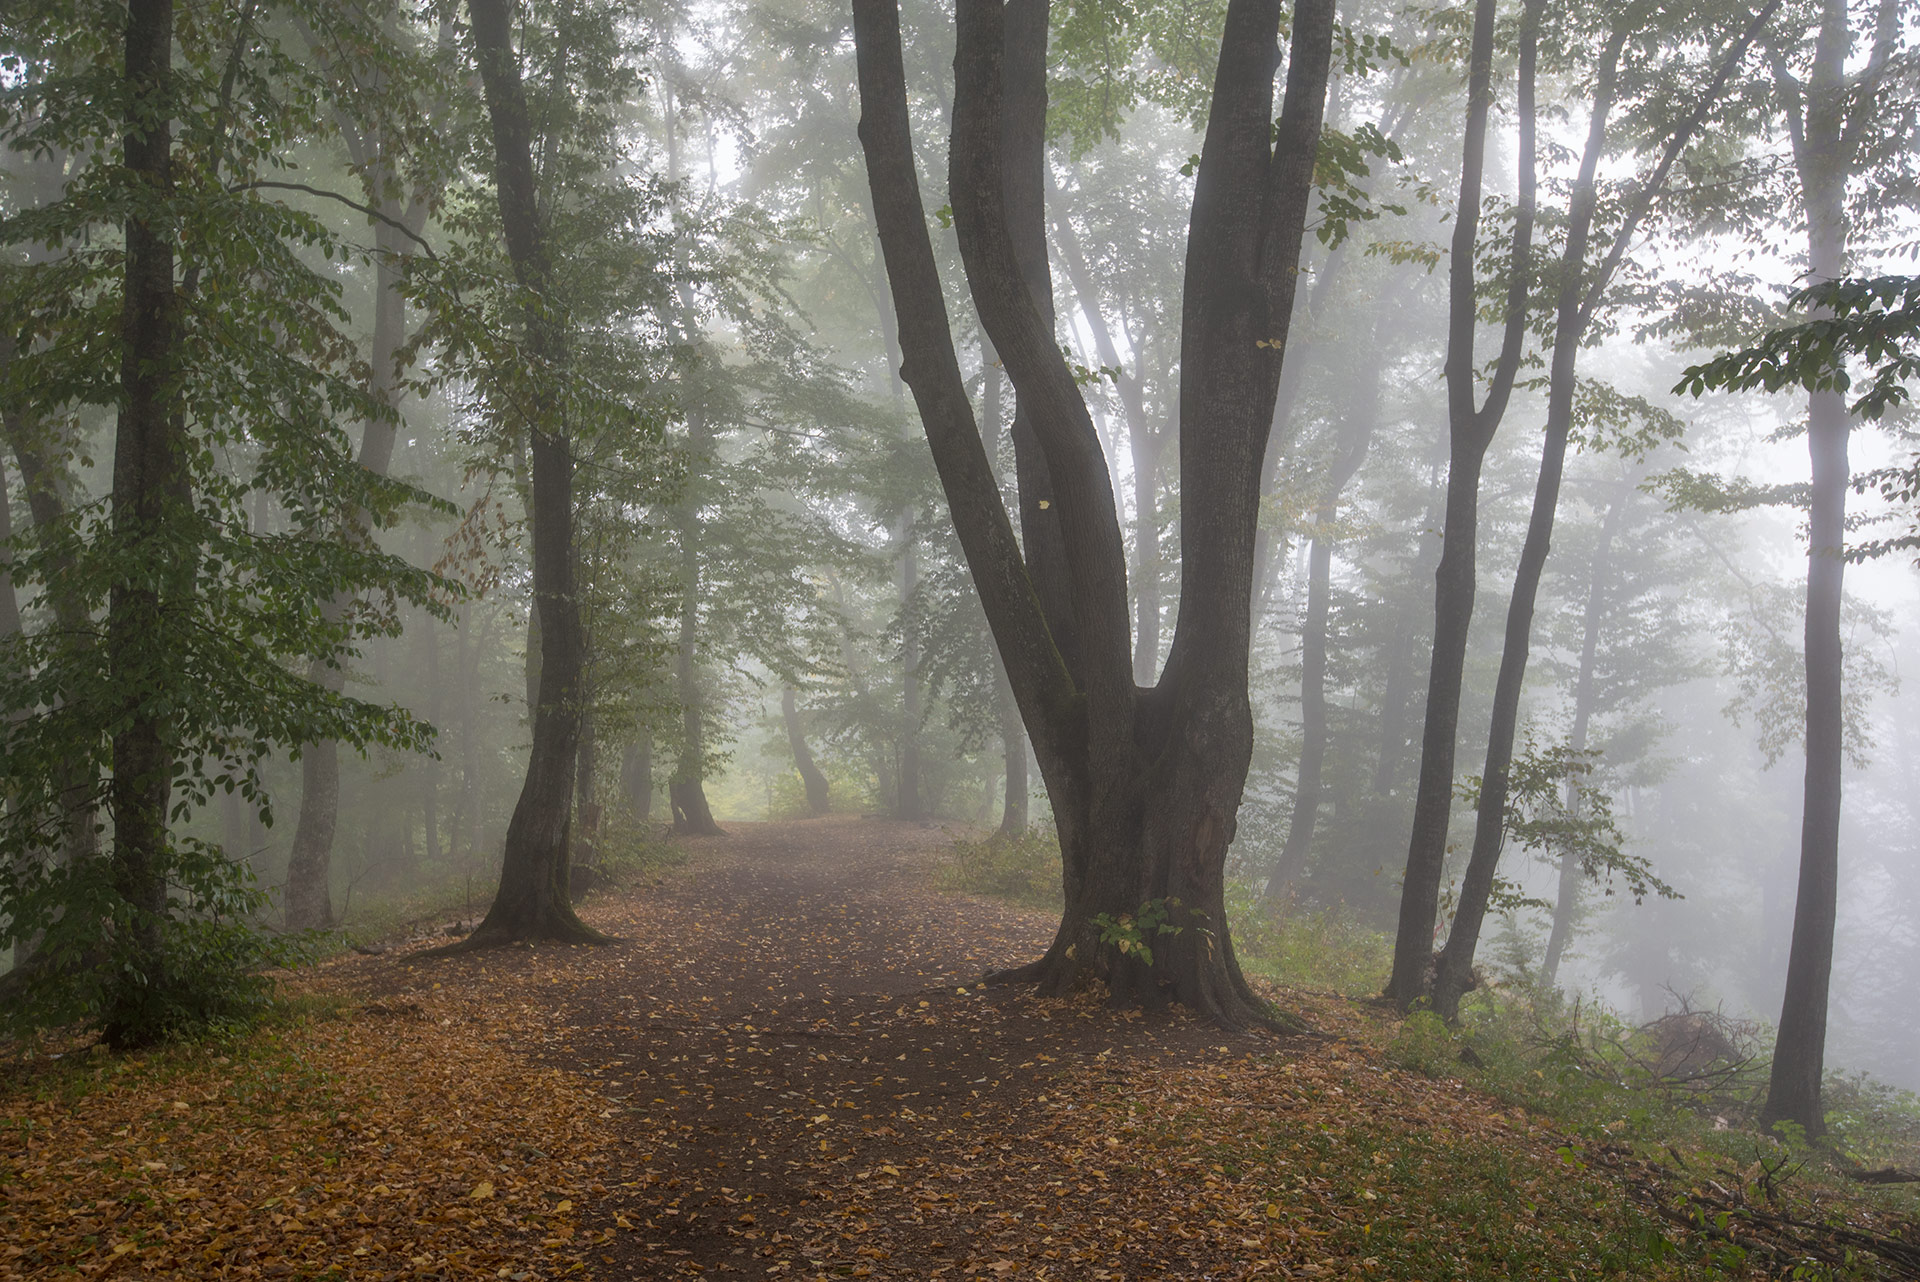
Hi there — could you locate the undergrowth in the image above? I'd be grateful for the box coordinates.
[937,825,1064,910]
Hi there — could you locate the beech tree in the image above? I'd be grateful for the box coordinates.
[1384,0,1539,1010]
[1415,0,1776,1019]
[853,0,1335,1023]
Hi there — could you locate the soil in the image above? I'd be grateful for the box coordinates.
[342,816,1315,1279]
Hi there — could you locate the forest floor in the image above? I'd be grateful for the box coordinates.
[6,816,1919,1280]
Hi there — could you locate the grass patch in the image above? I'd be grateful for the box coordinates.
[1228,883,1393,996]
[937,825,1063,910]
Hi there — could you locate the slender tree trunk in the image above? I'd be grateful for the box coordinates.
[1539,483,1627,990]
[419,601,441,864]
[782,687,832,815]
[1385,0,1539,1010]
[284,172,418,929]
[895,518,926,819]
[621,734,653,820]
[1764,0,1857,1136]
[1430,7,1773,1019]
[1262,338,1381,902]
[452,0,604,947]
[102,0,184,1047]
[670,525,725,834]
[995,668,1028,836]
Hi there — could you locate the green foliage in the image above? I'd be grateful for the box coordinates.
[1460,734,1678,911]
[937,827,1063,910]
[1090,896,1206,967]
[1676,275,1920,421]
[0,0,454,1042]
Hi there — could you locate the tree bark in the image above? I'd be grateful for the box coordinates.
[853,0,1334,1026]
[1384,0,1539,1011]
[1432,6,1776,1018]
[782,687,832,815]
[102,0,185,1047]
[450,0,605,948]
[621,733,654,820]
[1762,0,1873,1138]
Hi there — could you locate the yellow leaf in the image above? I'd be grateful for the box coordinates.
[554,1199,573,1213]
[469,1181,496,1201]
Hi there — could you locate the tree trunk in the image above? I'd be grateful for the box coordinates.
[670,530,725,835]
[995,667,1028,836]
[1262,332,1382,903]
[853,0,1335,1026]
[1430,9,1773,1020]
[1764,0,1860,1138]
[419,600,441,865]
[450,0,605,948]
[782,688,832,816]
[102,0,184,1048]
[283,140,421,929]
[621,733,654,820]
[0,456,17,638]
[1385,0,1539,1011]
[895,518,926,819]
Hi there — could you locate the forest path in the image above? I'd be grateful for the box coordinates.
[450,816,1307,1279]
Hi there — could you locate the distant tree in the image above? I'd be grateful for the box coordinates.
[1675,0,1915,1139]
[853,0,1336,1023]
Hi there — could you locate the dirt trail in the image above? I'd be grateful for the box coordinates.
[400,816,1301,1279]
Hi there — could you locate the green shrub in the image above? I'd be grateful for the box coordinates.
[937,826,1063,910]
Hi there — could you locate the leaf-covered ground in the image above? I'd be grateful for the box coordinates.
[6,817,1915,1279]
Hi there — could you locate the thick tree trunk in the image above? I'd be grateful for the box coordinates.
[451,0,605,948]
[1385,0,1539,1010]
[853,0,1334,1026]
[102,0,183,1048]
[782,687,831,816]
[1539,484,1626,990]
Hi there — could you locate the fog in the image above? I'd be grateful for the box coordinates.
[4,0,1916,1108]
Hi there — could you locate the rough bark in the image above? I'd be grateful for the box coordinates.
[782,687,832,816]
[1384,0,1539,1010]
[853,0,1334,1026]
[445,0,606,948]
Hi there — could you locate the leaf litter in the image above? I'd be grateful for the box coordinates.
[8,815,1915,1279]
